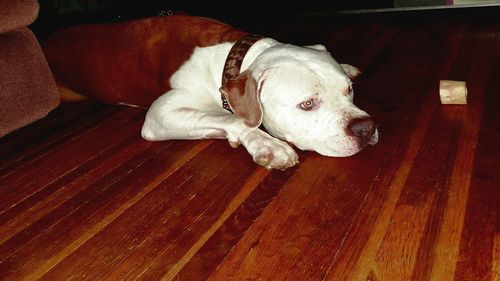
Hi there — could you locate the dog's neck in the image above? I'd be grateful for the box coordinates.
[220,34,264,112]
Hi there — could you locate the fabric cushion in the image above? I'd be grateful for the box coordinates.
[0,0,39,33]
[0,28,59,137]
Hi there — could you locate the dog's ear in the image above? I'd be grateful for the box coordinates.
[341,64,362,79]
[304,44,327,51]
[219,70,263,128]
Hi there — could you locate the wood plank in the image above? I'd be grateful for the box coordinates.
[494,234,500,281]
[0,137,210,280]
[0,133,152,244]
[325,19,468,281]
[377,24,496,281]
[174,161,300,281]
[0,102,115,173]
[452,25,500,281]
[427,25,497,281]
[373,109,461,281]
[206,147,381,280]
[161,168,271,280]
[38,141,256,280]
[0,107,145,214]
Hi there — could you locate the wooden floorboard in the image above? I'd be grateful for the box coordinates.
[1,8,499,281]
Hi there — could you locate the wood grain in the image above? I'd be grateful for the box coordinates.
[0,8,498,281]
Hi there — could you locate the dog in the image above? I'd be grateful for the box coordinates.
[42,15,378,170]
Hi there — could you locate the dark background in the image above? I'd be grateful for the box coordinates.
[31,0,500,41]
[31,0,392,38]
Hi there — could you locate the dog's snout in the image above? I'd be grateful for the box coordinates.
[348,117,375,141]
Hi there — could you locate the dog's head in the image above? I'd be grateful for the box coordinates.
[220,43,378,157]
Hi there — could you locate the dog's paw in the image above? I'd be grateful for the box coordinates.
[241,129,299,170]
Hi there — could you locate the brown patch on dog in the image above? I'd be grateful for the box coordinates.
[219,70,263,128]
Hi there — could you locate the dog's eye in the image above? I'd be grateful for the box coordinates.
[298,99,314,111]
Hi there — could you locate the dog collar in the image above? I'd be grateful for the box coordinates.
[221,34,264,113]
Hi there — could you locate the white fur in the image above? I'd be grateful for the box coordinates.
[141,38,378,170]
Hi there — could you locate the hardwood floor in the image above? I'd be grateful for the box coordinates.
[1,8,499,281]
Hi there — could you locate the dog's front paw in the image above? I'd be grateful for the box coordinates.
[241,129,299,170]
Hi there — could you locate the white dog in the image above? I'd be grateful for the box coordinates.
[141,34,378,170]
[42,16,377,170]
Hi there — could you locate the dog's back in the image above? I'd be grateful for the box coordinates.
[42,15,246,107]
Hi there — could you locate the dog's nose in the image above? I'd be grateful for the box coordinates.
[348,117,375,141]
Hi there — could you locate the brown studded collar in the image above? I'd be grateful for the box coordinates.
[221,34,264,112]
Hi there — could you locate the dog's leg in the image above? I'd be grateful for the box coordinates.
[142,90,299,170]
